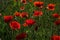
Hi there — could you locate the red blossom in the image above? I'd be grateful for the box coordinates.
[9,21,21,30]
[25,19,35,26]
[54,20,60,25]
[33,10,43,17]
[47,4,55,10]
[4,16,13,22]
[51,35,60,40]
[34,1,44,8]
[16,32,27,40]
[20,12,28,18]
[23,23,28,27]
[14,11,20,16]
[20,6,25,10]
[52,13,59,18]
[21,0,27,4]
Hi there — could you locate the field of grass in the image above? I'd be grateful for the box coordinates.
[0,0,60,40]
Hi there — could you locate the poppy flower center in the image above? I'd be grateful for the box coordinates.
[36,3,43,7]
[49,6,54,9]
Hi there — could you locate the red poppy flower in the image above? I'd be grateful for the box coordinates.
[25,19,35,25]
[52,13,59,18]
[33,10,43,17]
[20,6,25,10]
[14,11,20,16]
[20,12,28,18]
[21,0,27,4]
[34,1,44,8]
[16,32,27,40]
[23,23,28,27]
[9,21,20,30]
[54,20,60,25]
[51,35,60,40]
[4,16,13,22]
[47,4,55,10]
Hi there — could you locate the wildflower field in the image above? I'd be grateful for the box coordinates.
[0,0,60,40]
